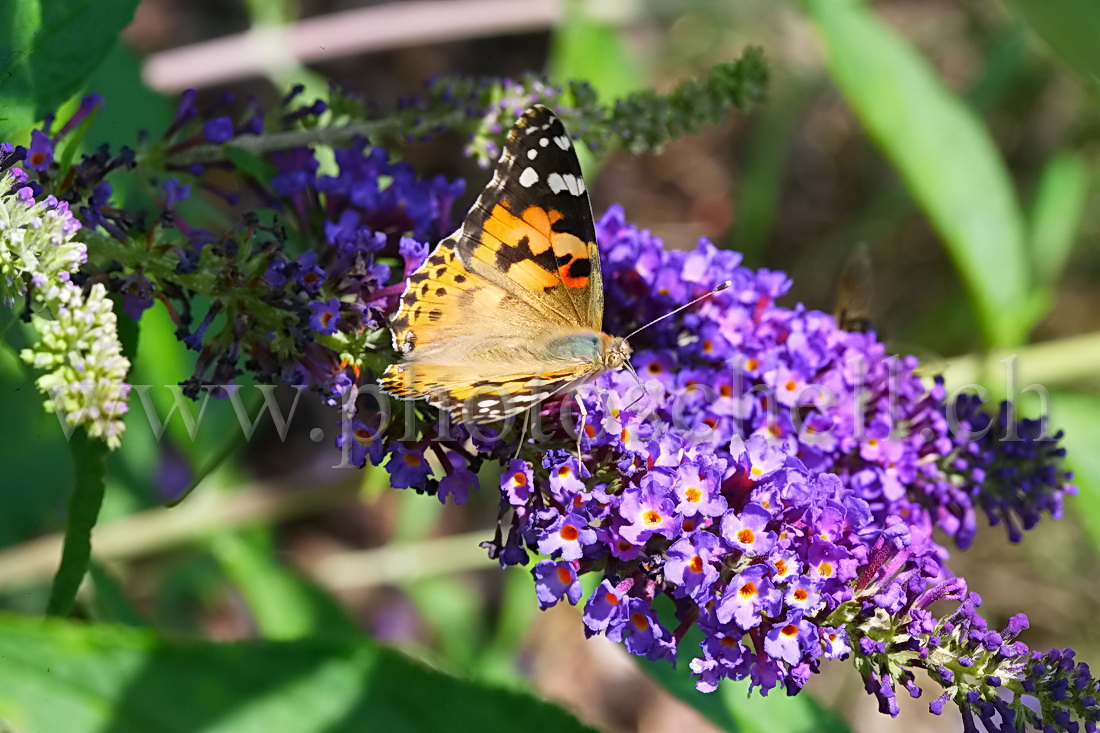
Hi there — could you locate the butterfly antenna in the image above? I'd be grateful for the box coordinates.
[624,281,732,341]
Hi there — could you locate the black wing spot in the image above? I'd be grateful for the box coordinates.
[428,253,447,266]
[402,292,417,306]
[429,309,443,322]
[454,274,467,284]
[435,267,447,278]
[495,234,557,275]
[565,256,591,279]
[435,287,447,297]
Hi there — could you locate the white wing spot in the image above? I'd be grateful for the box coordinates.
[527,148,538,160]
[519,167,539,188]
[562,173,582,196]
[547,172,566,193]
[539,137,549,148]
[555,135,571,150]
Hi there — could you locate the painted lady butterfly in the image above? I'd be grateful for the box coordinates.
[379,105,631,424]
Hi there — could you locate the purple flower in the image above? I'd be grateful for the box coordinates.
[532,560,582,609]
[384,442,431,489]
[309,298,341,335]
[582,579,629,636]
[721,503,777,556]
[671,461,726,517]
[164,178,191,207]
[537,512,596,561]
[619,481,679,545]
[665,531,722,603]
[337,419,385,468]
[203,117,235,143]
[26,130,54,171]
[501,459,533,506]
[438,452,477,505]
[294,250,326,293]
[764,611,815,665]
[716,564,782,630]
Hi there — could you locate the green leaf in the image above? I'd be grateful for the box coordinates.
[0,612,595,733]
[1051,391,1100,552]
[46,430,108,617]
[212,529,359,640]
[1028,151,1088,287]
[803,0,1032,347]
[0,0,140,140]
[1007,0,1100,89]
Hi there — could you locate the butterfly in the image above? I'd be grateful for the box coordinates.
[379,105,633,425]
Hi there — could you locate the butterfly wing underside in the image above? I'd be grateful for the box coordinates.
[380,106,606,422]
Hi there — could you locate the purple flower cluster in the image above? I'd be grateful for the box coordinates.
[451,207,1086,724]
[947,395,1075,544]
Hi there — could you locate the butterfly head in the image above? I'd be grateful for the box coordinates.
[604,336,632,371]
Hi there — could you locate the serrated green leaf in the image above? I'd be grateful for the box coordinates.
[804,0,1032,347]
[0,0,140,141]
[0,612,595,733]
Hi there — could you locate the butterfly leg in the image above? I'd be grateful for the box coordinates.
[574,394,588,464]
[513,409,531,459]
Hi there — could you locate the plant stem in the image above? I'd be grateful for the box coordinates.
[45,431,108,616]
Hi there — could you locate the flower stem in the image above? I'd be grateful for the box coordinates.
[45,431,108,617]
[162,119,396,166]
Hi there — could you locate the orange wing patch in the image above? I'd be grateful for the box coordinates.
[477,203,591,291]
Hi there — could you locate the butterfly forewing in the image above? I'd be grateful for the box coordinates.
[458,106,602,332]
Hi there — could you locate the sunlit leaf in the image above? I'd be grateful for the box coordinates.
[804,0,1033,347]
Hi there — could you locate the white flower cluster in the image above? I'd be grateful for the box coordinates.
[0,177,86,305]
[1,171,130,449]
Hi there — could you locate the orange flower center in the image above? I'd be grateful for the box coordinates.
[353,428,373,446]
[688,555,704,574]
[642,510,663,527]
[556,567,573,585]
[739,581,758,599]
[631,613,649,631]
[513,472,527,486]
[684,487,702,503]
[403,453,421,467]
[560,524,579,541]
[736,528,755,545]
[793,588,808,602]
[781,624,798,637]
[817,561,834,578]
